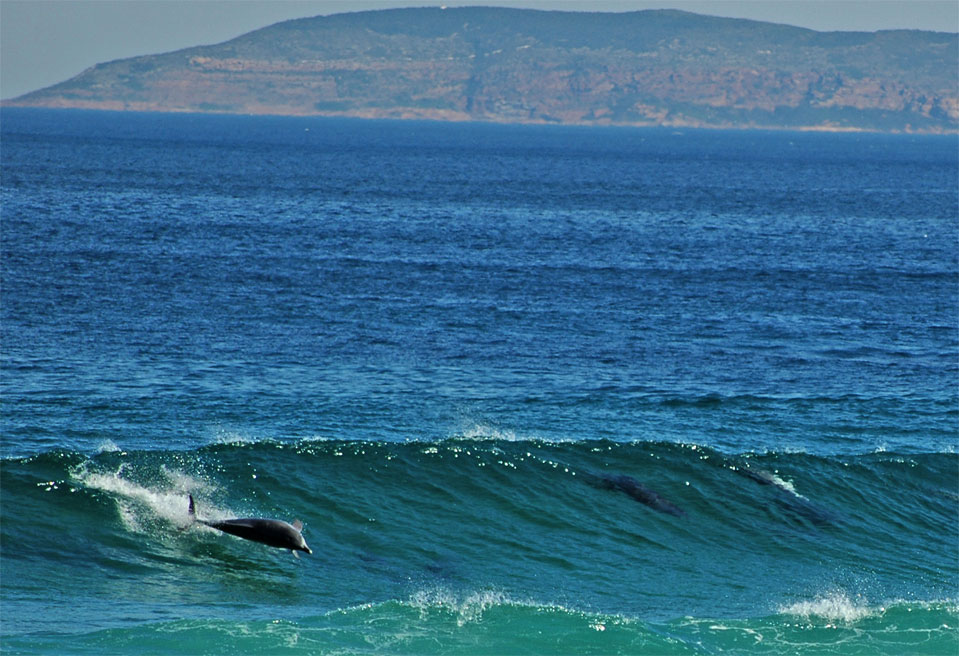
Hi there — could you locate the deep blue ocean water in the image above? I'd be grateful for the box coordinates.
[2,108,957,654]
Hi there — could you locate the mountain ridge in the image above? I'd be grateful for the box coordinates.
[6,7,957,132]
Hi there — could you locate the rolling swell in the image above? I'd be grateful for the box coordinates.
[3,438,956,639]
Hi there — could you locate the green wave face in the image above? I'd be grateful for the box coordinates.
[3,438,956,652]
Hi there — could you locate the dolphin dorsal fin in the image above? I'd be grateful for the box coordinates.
[292,520,303,532]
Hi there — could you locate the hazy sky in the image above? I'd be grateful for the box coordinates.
[2,1,957,100]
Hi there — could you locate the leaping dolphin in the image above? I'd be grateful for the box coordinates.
[188,495,312,556]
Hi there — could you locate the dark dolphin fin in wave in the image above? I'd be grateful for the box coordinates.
[582,471,686,517]
[731,466,838,526]
[188,495,312,556]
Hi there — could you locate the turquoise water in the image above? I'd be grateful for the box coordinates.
[4,440,957,654]
[2,109,957,653]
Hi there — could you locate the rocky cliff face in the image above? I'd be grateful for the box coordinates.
[7,7,957,132]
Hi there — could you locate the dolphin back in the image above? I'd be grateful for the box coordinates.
[584,472,686,517]
[206,518,308,551]
[187,495,312,554]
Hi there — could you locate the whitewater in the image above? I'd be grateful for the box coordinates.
[1,108,956,654]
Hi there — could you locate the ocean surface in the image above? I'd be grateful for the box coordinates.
[1,108,956,654]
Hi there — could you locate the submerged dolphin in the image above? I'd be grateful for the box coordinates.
[584,472,686,517]
[732,466,837,526]
[188,495,312,556]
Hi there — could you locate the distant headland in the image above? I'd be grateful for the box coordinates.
[5,7,957,133]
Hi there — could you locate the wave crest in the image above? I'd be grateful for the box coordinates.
[71,462,217,532]
[779,591,875,623]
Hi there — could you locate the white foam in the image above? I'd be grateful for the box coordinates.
[95,440,122,454]
[408,589,531,627]
[453,421,577,444]
[779,591,874,623]
[160,466,214,495]
[766,472,807,499]
[71,463,225,533]
[209,427,259,445]
[458,423,521,442]
[403,588,637,632]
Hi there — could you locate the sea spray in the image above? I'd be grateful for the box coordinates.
[2,110,955,654]
[4,439,955,637]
